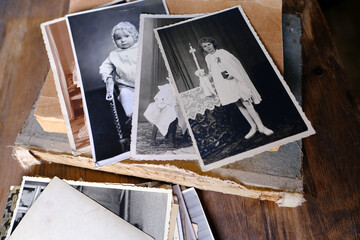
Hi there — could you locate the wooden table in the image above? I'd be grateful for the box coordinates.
[1,0,359,239]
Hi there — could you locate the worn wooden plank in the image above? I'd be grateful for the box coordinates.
[0,0,69,227]
[290,0,360,238]
[196,0,360,239]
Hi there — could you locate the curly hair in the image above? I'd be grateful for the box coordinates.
[112,21,138,47]
[198,37,218,52]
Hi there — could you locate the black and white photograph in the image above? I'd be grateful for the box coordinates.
[8,181,47,235]
[155,6,315,171]
[7,177,172,240]
[65,0,169,167]
[131,14,199,160]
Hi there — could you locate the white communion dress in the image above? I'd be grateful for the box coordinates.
[205,49,262,106]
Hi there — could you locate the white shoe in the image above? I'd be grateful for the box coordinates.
[259,127,274,136]
[245,127,257,139]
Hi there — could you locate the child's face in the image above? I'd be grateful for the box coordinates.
[201,42,215,54]
[114,29,135,49]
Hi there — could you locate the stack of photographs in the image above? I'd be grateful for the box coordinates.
[42,1,315,171]
[2,177,214,240]
[5,177,173,240]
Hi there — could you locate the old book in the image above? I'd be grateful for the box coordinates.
[14,0,307,207]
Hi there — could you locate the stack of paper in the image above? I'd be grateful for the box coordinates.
[13,0,314,206]
[3,177,214,240]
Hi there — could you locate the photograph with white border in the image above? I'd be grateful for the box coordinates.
[131,14,199,160]
[40,17,91,153]
[7,176,173,240]
[65,0,169,167]
[155,6,315,171]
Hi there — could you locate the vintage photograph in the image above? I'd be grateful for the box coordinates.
[41,18,91,153]
[8,177,172,240]
[131,14,198,160]
[9,181,47,234]
[155,6,315,171]
[65,0,168,166]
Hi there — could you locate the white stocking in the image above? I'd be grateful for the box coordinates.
[239,101,274,137]
[236,102,257,139]
[243,101,265,130]
[237,104,256,129]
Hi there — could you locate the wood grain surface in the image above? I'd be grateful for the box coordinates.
[1,0,360,239]
[0,0,69,223]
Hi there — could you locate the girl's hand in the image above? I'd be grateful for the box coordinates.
[221,71,234,80]
[195,69,206,77]
[226,75,234,80]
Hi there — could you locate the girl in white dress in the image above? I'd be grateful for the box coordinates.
[198,37,273,139]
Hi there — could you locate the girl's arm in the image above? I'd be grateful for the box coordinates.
[99,57,115,83]
[99,55,116,101]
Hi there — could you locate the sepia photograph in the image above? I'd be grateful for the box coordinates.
[66,0,168,166]
[131,14,198,160]
[155,6,315,171]
[41,17,91,153]
[8,177,172,240]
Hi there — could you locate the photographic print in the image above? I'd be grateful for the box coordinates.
[9,178,154,240]
[131,14,199,160]
[66,0,168,167]
[41,18,91,153]
[155,6,315,171]
[7,177,172,240]
[8,182,47,236]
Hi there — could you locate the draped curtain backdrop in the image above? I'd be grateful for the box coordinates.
[156,8,278,95]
